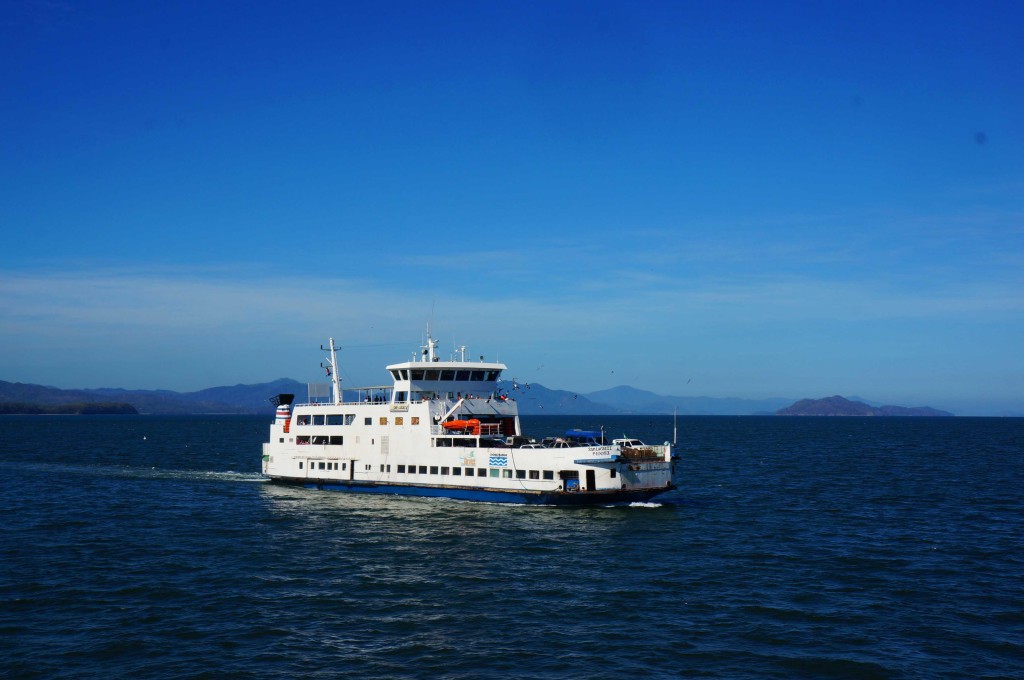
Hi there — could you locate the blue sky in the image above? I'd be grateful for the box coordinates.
[2,1,1022,415]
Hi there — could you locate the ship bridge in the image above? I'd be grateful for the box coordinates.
[386,336,507,404]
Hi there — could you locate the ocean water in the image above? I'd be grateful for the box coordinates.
[1,414,1022,679]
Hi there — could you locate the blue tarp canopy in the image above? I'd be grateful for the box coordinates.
[565,429,602,439]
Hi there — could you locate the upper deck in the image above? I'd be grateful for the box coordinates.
[382,335,507,404]
[386,361,505,399]
[297,335,517,427]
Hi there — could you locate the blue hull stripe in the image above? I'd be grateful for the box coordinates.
[270,478,674,506]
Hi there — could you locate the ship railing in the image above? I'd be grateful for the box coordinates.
[296,398,396,407]
[432,423,503,436]
[619,443,671,462]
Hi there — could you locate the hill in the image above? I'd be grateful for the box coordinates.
[777,395,953,417]
[585,385,792,415]
[0,379,304,415]
[506,383,618,415]
[87,379,306,413]
[0,401,138,415]
[3,380,954,417]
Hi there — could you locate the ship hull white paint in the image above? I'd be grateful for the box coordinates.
[268,478,672,505]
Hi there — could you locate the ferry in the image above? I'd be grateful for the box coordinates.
[261,335,677,505]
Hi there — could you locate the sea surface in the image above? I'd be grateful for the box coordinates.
[2,414,1022,679]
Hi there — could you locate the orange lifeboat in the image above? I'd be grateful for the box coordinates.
[442,418,481,435]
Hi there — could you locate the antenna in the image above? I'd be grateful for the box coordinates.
[673,406,678,446]
[421,325,438,362]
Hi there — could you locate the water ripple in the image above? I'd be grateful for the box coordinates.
[1,415,1022,678]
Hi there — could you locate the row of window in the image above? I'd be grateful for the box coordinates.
[296,436,343,445]
[390,369,501,382]
[295,414,355,426]
[296,461,611,482]
[295,415,420,427]
[296,461,563,481]
[394,465,557,480]
[299,461,346,470]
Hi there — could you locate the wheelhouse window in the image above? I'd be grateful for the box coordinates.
[455,371,470,381]
[425,370,440,380]
[470,371,484,381]
[440,370,455,380]
[410,370,424,380]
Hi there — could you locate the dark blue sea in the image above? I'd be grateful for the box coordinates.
[2,415,1022,679]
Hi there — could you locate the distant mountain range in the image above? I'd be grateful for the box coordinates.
[0,378,305,415]
[0,379,952,416]
[582,385,792,416]
[776,395,953,417]
[0,400,138,415]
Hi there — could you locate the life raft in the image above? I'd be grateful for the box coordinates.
[442,418,481,435]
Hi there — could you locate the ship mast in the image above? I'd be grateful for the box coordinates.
[321,337,342,405]
[421,326,439,363]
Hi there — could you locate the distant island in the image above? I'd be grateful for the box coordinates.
[0,378,303,416]
[776,395,953,417]
[2,379,962,417]
[0,401,138,415]
[0,378,793,416]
